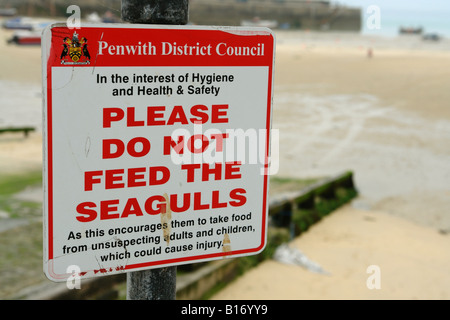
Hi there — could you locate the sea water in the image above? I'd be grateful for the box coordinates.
[356,1,450,38]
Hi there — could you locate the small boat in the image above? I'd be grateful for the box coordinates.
[241,17,278,29]
[7,30,41,45]
[2,16,34,30]
[6,22,51,45]
[399,26,423,35]
[422,33,441,41]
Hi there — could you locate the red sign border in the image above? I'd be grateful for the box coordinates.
[42,23,275,280]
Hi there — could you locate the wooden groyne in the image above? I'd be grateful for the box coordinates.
[0,126,35,137]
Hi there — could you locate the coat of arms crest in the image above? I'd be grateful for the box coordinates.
[60,31,91,65]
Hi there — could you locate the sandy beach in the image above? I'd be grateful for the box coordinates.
[212,205,450,300]
[1,23,450,299]
[0,23,43,175]
[211,31,450,299]
[271,31,450,230]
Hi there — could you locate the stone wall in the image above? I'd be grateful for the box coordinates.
[0,0,361,31]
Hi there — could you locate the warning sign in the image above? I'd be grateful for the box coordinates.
[42,24,275,282]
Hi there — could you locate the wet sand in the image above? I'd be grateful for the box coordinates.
[1,25,450,299]
[272,30,450,230]
[0,24,42,174]
[0,26,42,84]
[212,205,450,300]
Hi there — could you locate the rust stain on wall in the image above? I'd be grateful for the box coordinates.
[222,233,231,253]
[161,193,172,245]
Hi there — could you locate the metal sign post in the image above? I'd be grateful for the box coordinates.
[122,0,188,25]
[122,0,188,300]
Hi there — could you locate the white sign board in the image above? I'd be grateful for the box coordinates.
[42,24,275,282]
